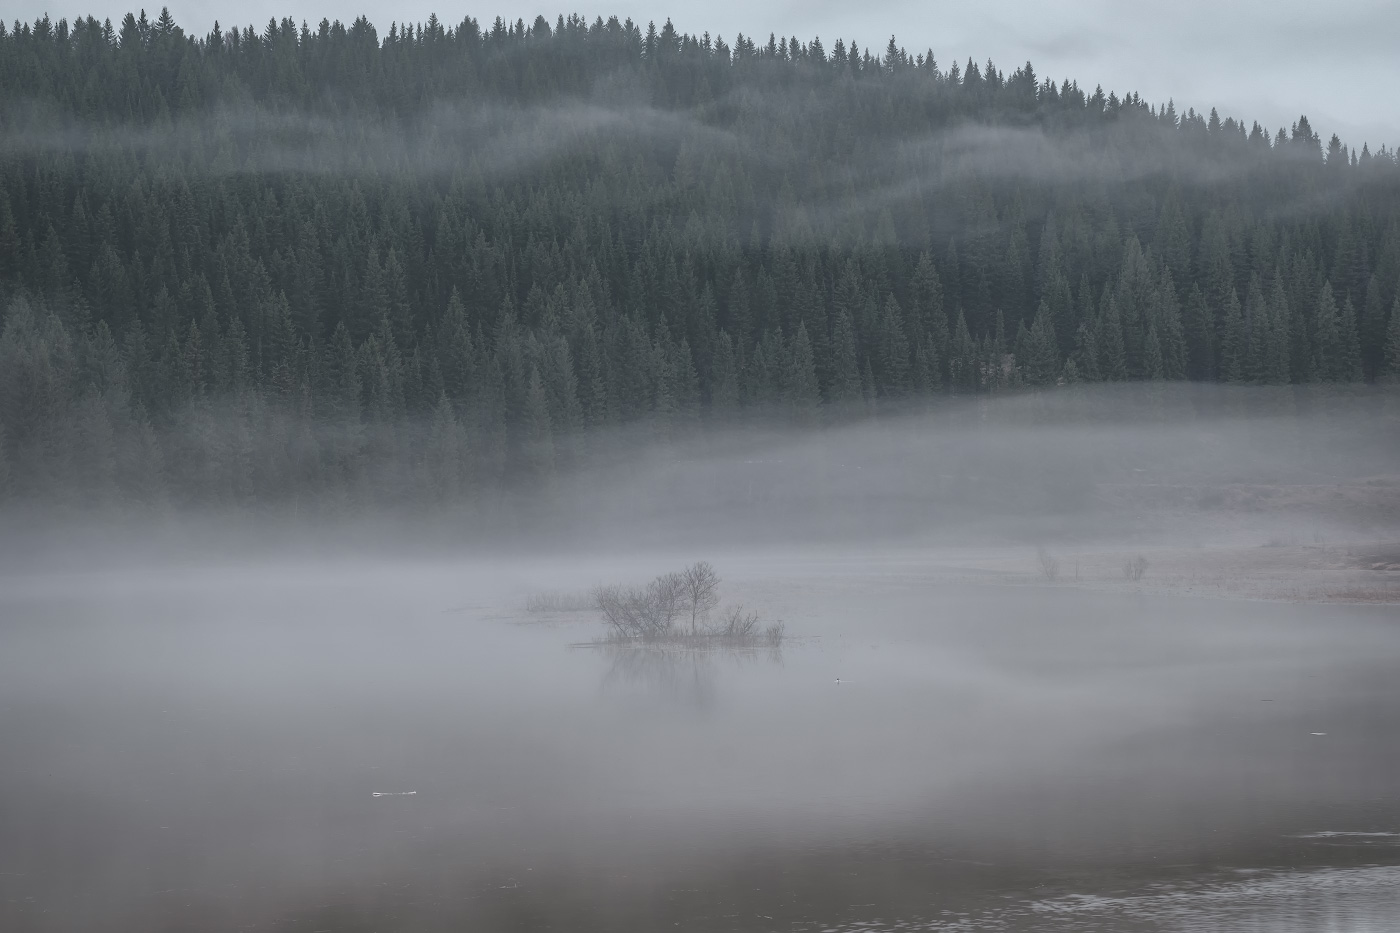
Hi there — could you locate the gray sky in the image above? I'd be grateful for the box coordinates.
[13,0,1399,149]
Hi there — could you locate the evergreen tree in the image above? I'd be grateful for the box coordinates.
[1018,300,1060,385]
[1355,276,1388,381]
[1263,275,1293,384]
[1142,325,1165,380]
[1218,288,1246,383]
[784,323,821,425]
[521,365,554,482]
[426,392,465,499]
[828,309,862,405]
[0,9,1393,508]
[874,295,911,395]
[1312,284,1343,382]
[1384,296,1400,383]
[709,331,741,414]
[950,310,977,393]
[1097,295,1127,381]
[1338,297,1363,382]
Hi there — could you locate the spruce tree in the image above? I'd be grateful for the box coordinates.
[1264,275,1293,384]
[1312,284,1343,382]
[1338,297,1363,382]
[785,323,821,425]
[0,10,1396,507]
[522,365,555,481]
[1359,275,1388,380]
[1384,296,1400,383]
[1097,295,1127,381]
[709,331,741,413]
[426,392,465,500]
[828,309,862,405]
[1142,325,1165,380]
[1218,288,1246,383]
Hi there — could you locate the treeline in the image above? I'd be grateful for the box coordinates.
[2,9,1400,507]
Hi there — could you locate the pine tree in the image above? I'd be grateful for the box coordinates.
[828,308,861,405]
[1383,296,1400,383]
[1359,275,1389,380]
[1338,297,1363,382]
[439,289,476,405]
[909,251,946,340]
[1312,284,1343,382]
[874,295,911,395]
[521,365,554,482]
[709,331,741,414]
[1218,288,1246,383]
[1020,300,1059,385]
[1142,325,1165,380]
[949,310,977,393]
[1243,274,1268,384]
[785,323,821,425]
[1097,295,1127,381]
[1074,319,1101,382]
[1154,268,1186,379]
[1263,275,1292,384]
[2,10,1398,507]
[425,392,465,500]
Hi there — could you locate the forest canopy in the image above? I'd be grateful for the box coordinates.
[2,9,1400,509]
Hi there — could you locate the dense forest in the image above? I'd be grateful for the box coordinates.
[2,9,1400,508]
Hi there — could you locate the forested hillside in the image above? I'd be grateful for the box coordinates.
[2,9,1400,507]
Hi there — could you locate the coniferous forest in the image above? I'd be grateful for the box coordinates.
[2,9,1400,509]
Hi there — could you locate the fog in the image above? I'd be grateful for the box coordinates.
[9,1,1397,148]
[0,92,1358,232]
[3,386,1399,931]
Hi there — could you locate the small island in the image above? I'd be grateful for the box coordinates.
[589,562,785,648]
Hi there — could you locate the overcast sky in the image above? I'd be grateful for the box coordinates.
[13,0,1399,149]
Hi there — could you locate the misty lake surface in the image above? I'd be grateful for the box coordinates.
[2,551,1399,932]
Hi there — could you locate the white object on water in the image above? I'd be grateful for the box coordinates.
[1310,732,1327,736]
[372,791,418,797]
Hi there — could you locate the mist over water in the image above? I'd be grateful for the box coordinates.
[4,9,1399,925]
[2,386,1399,932]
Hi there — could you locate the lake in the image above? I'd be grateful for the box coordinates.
[2,550,1397,932]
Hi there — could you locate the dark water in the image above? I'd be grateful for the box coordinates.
[2,555,1398,932]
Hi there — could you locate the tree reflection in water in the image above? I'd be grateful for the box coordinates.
[591,643,784,709]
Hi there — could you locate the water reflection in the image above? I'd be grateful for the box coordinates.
[4,561,1400,933]
[591,643,785,708]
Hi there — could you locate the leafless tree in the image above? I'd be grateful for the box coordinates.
[593,571,687,640]
[591,565,786,648]
[650,572,686,629]
[719,604,760,639]
[1123,555,1149,582]
[1037,546,1060,582]
[681,561,722,635]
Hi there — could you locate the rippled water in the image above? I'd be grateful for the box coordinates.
[1,552,1397,931]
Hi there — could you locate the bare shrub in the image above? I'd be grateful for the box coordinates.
[681,561,722,635]
[719,604,760,639]
[1123,555,1149,582]
[649,572,686,629]
[593,584,663,639]
[592,572,686,640]
[1037,546,1060,582]
[591,566,786,648]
